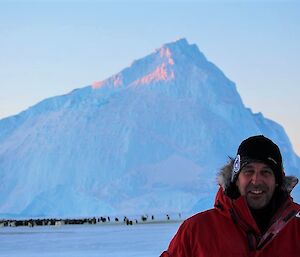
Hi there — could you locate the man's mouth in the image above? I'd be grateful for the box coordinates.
[250,190,263,195]
[249,190,264,195]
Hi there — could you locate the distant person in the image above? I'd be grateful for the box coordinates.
[160,135,300,256]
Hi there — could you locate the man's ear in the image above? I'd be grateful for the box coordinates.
[235,177,240,187]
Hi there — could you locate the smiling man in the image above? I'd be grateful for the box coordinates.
[236,162,276,210]
[161,135,300,257]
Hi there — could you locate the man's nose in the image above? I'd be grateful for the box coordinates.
[251,172,261,185]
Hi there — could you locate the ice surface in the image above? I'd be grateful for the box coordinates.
[0,222,180,257]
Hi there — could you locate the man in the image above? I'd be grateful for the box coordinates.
[160,135,300,257]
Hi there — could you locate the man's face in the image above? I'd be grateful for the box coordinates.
[235,162,276,209]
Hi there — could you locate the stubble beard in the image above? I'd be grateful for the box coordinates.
[245,184,275,210]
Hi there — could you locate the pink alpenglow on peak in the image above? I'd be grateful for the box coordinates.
[92,75,123,89]
[159,47,175,65]
[132,63,175,86]
[92,80,105,89]
[112,75,123,87]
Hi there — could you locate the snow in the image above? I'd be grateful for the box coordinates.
[0,222,180,257]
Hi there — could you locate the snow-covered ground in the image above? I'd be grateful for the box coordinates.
[0,222,180,257]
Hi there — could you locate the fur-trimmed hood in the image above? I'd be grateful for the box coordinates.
[217,159,299,194]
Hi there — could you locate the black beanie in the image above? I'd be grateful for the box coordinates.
[231,135,284,186]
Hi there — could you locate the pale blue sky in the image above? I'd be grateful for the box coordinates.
[0,0,299,154]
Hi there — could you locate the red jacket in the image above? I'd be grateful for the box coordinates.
[161,187,300,257]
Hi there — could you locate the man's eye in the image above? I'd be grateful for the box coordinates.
[262,170,273,175]
[242,170,253,175]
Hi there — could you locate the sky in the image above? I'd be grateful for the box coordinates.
[0,0,299,155]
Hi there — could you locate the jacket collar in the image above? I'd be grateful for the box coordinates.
[214,187,260,234]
